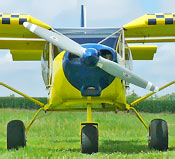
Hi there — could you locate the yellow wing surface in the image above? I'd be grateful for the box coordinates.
[124,13,175,38]
[0,13,174,61]
[0,13,51,61]
[124,13,175,60]
[128,45,157,60]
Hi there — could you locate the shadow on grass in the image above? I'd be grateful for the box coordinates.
[48,148,80,153]
[167,147,175,151]
[27,139,175,154]
[27,145,81,153]
[100,139,149,154]
[40,139,81,153]
[0,148,7,152]
[100,139,175,154]
[52,139,79,143]
[32,139,148,154]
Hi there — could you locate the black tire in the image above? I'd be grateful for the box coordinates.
[7,120,26,150]
[148,119,168,151]
[81,125,98,154]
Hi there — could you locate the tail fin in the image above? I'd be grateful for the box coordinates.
[80,5,86,27]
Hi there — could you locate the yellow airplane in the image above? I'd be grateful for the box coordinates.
[1,5,175,153]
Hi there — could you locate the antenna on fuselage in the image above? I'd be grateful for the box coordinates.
[80,5,86,27]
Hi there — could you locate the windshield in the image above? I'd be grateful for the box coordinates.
[54,27,121,49]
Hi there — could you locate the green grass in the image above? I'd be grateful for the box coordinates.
[0,109,175,158]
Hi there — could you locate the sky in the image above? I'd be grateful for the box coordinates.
[0,0,175,97]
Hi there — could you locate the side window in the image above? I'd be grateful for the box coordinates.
[41,43,50,88]
[41,43,60,88]
[125,44,133,71]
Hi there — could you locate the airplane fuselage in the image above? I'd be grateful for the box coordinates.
[47,44,127,110]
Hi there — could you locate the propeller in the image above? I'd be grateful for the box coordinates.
[23,22,85,57]
[23,22,159,92]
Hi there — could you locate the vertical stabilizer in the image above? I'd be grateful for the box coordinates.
[81,5,86,27]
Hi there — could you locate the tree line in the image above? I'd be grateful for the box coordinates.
[0,92,174,113]
[127,91,175,113]
[0,94,47,109]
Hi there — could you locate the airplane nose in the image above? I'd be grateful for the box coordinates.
[63,44,116,97]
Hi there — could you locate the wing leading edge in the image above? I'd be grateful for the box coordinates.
[124,13,175,39]
[0,12,170,61]
[124,13,175,60]
[0,13,51,61]
[0,13,121,61]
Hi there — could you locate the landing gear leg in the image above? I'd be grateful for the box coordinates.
[80,103,99,154]
[126,81,175,152]
[0,82,46,150]
[127,105,169,151]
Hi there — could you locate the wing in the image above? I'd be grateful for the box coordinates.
[124,13,175,60]
[128,45,157,60]
[0,13,51,61]
[124,13,175,42]
[0,14,120,61]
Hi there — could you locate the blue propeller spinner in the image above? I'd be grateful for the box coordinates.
[82,48,99,67]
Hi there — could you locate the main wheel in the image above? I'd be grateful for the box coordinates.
[148,119,168,151]
[7,120,26,150]
[81,125,98,154]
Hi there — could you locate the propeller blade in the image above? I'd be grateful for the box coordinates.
[23,22,86,57]
[97,56,159,92]
[23,22,158,92]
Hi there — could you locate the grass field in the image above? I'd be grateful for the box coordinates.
[0,109,175,158]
